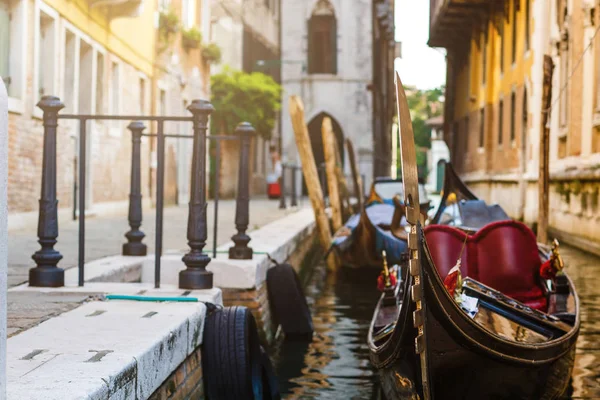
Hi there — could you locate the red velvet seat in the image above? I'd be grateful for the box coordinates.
[424,220,547,311]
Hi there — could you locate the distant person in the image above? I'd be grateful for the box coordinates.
[267,145,282,198]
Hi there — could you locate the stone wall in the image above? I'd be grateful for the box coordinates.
[148,347,204,400]
[280,0,374,191]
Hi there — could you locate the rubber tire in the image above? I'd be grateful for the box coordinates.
[260,346,281,400]
[202,306,263,400]
[267,263,314,340]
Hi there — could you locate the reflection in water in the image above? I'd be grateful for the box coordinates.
[562,245,600,399]
[272,244,600,399]
[273,264,382,399]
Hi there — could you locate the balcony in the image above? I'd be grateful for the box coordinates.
[89,0,144,20]
[429,0,508,48]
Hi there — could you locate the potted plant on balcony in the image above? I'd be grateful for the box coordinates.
[181,27,202,51]
[202,43,222,65]
[159,8,179,38]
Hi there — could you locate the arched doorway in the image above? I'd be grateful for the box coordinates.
[304,112,344,195]
[436,159,446,193]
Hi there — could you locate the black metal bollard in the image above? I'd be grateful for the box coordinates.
[30,96,65,287]
[123,122,147,256]
[279,163,287,209]
[229,122,255,260]
[180,100,214,289]
[291,165,298,207]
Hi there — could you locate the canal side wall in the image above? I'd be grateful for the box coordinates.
[140,207,319,344]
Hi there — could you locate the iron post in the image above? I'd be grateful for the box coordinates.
[30,96,65,287]
[229,122,255,260]
[291,165,298,207]
[123,121,147,256]
[279,163,287,209]
[180,100,214,289]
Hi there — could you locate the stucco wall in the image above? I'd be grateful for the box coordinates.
[281,0,374,192]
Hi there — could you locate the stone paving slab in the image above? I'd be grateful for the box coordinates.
[7,291,220,400]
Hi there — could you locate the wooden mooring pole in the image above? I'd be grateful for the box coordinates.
[322,117,343,232]
[289,96,338,271]
[346,138,364,212]
[537,55,554,244]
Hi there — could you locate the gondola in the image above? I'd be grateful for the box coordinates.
[430,161,511,230]
[330,177,430,268]
[367,72,581,400]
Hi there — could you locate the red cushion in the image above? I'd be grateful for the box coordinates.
[424,221,547,311]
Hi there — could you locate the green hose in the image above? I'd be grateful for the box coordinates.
[106,295,199,302]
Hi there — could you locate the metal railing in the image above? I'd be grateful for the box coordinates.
[29,96,255,290]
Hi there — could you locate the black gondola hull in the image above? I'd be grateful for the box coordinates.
[369,225,580,400]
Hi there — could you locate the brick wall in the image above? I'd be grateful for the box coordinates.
[149,347,204,400]
[8,54,152,215]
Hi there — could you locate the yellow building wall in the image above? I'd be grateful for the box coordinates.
[451,0,534,175]
[42,0,155,76]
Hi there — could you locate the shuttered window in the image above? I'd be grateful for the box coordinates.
[308,15,337,74]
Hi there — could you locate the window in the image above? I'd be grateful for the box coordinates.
[181,0,196,28]
[559,33,569,127]
[498,99,504,145]
[79,41,93,115]
[523,88,528,156]
[465,116,470,151]
[481,31,487,85]
[525,0,530,51]
[479,108,485,148]
[109,61,120,130]
[35,5,58,103]
[159,88,167,115]
[511,0,518,64]
[159,0,169,12]
[63,29,76,113]
[500,23,505,73]
[308,2,337,74]
[1,0,26,109]
[510,91,516,142]
[95,52,105,114]
[452,121,459,158]
[139,77,146,115]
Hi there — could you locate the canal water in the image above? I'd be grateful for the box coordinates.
[272,244,600,399]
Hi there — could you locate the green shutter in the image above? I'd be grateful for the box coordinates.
[0,2,10,85]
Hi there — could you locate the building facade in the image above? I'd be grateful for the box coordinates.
[430,0,600,253]
[280,0,396,195]
[210,0,280,198]
[2,0,211,227]
[425,115,450,193]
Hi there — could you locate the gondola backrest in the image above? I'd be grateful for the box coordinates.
[425,220,547,310]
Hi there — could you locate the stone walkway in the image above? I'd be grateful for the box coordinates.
[6,197,307,337]
[8,197,305,287]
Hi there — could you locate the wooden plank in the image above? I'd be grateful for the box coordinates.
[322,117,343,231]
[537,55,554,244]
[288,96,338,271]
[346,138,364,211]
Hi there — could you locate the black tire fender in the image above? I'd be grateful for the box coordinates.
[260,346,281,400]
[202,306,263,399]
[266,262,314,340]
